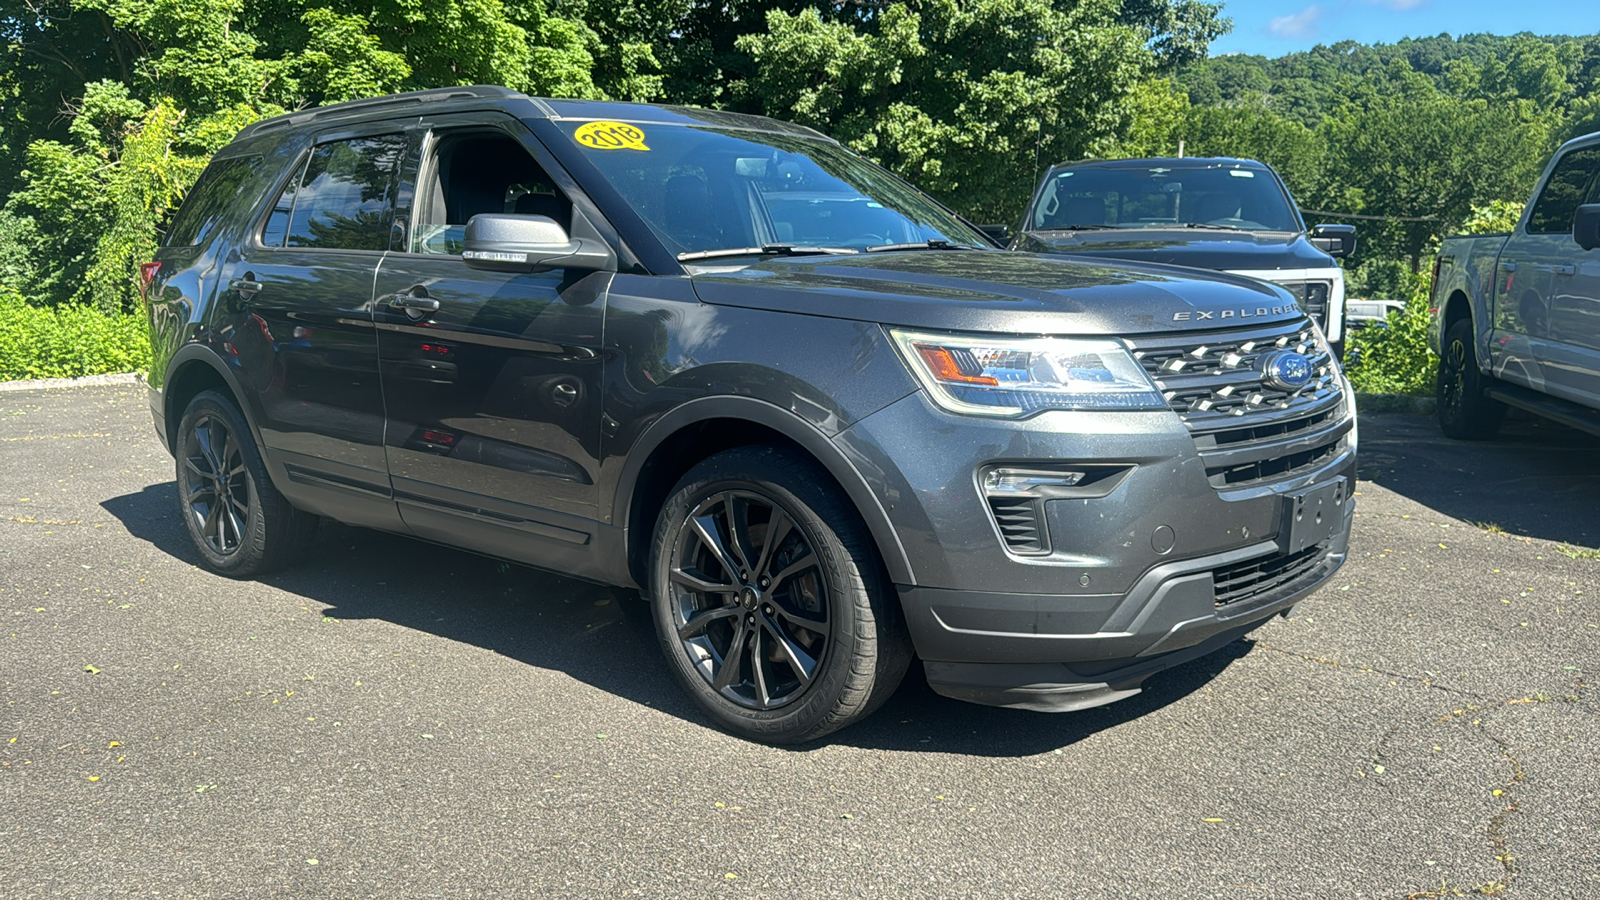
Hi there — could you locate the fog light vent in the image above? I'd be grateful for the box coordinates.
[988,497,1048,555]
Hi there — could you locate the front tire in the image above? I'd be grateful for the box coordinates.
[649,446,911,743]
[1436,318,1506,440]
[175,390,314,577]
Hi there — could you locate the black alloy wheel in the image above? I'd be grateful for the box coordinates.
[175,390,314,577]
[182,411,250,556]
[650,446,911,743]
[1435,318,1506,440]
[668,489,830,711]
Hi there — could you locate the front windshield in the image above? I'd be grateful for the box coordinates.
[1029,164,1300,232]
[556,119,989,257]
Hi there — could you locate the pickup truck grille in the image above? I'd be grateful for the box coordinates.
[1128,318,1351,490]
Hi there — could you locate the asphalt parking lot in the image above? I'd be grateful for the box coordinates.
[2,384,1596,899]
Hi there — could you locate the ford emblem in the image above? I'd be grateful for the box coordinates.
[1259,349,1314,392]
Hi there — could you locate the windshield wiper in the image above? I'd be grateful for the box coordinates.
[1184,223,1246,231]
[1036,225,1113,232]
[863,239,977,253]
[677,245,855,262]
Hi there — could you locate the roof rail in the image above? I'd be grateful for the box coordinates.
[237,86,529,140]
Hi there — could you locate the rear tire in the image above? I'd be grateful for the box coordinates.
[649,446,912,743]
[1436,318,1506,440]
[175,390,314,577]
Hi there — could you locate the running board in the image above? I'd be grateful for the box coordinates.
[1486,384,1600,438]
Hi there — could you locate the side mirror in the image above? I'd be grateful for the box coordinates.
[1309,223,1357,258]
[1575,204,1600,252]
[462,208,616,273]
[978,224,1011,245]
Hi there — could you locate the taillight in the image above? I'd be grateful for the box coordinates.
[138,262,162,299]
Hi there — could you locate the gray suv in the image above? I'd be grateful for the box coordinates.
[145,87,1356,743]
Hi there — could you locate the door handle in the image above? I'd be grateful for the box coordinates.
[551,382,580,408]
[1554,264,1577,276]
[388,292,440,313]
[1500,261,1517,272]
[230,277,263,299]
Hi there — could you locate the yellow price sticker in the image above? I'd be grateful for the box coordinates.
[574,121,650,151]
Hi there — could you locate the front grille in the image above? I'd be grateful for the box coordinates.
[1128,318,1350,490]
[1213,543,1328,607]
[988,497,1048,554]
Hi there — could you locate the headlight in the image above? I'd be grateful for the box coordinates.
[888,328,1166,417]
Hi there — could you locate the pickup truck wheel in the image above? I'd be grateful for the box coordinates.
[1436,319,1506,440]
[649,446,911,744]
[175,390,314,577]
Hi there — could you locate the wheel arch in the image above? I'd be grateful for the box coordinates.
[613,397,916,590]
[161,345,264,458]
[1441,289,1473,332]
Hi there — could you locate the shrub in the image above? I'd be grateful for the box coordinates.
[0,289,151,380]
[1344,271,1435,395]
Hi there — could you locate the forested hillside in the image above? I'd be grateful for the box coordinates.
[1169,32,1600,282]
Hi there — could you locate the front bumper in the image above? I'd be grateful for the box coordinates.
[835,380,1356,711]
[911,513,1348,711]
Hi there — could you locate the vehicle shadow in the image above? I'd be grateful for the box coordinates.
[103,482,1252,757]
[1356,407,1600,548]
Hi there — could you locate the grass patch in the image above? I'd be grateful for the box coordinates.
[0,289,150,381]
[1557,545,1600,559]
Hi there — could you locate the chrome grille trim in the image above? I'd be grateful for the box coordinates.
[1128,318,1350,489]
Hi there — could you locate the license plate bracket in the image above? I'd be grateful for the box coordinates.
[1281,477,1347,554]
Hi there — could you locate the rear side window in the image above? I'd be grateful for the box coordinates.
[259,134,406,251]
[1527,147,1600,234]
[164,155,263,248]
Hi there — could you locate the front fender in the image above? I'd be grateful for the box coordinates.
[611,394,916,586]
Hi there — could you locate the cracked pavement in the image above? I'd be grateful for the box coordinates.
[1,385,1596,898]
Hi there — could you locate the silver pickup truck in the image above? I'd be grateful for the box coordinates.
[1431,130,1600,438]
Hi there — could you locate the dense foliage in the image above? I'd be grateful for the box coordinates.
[0,0,1224,314]
[0,0,1594,391]
[0,289,150,379]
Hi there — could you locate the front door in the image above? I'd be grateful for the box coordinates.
[374,115,608,570]
[219,128,407,530]
[1509,144,1600,402]
[1541,146,1600,405]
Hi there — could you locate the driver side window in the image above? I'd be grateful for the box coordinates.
[410,131,572,255]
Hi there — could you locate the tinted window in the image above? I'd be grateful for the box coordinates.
[165,155,263,247]
[1030,164,1298,232]
[261,159,303,248]
[261,135,405,251]
[1527,147,1600,235]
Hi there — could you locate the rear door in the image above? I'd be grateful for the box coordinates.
[373,112,609,570]
[217,126,407,529]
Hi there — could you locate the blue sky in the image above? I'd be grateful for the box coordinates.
[1209,0,1600,57]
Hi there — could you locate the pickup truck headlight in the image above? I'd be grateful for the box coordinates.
[889,329,1166,417]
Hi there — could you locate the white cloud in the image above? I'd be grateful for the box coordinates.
[1267,6,1323,39]
[1362,0,1430,8]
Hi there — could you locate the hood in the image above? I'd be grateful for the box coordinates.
[1015,228,1337,272]
[686,250,1304,337]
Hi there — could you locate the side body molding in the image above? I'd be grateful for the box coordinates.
[610,395,917,586]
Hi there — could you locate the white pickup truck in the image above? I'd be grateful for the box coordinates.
[1431,130,1600,438]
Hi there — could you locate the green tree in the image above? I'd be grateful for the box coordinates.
[736,0,1155,222]
[1177,101,1325,200]
[1317,90,1553,269]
